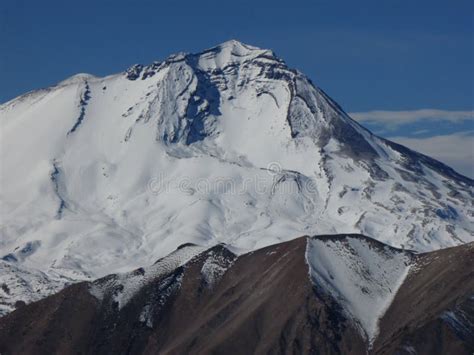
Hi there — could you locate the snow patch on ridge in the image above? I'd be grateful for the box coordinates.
[0,261,68,316]
[305,235,412,344]
[200,248,235,288]
[89,244,206,308]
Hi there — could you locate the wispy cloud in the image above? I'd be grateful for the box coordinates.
[411,129,430,136]
[349,109,473,129]
[391,132,474,178]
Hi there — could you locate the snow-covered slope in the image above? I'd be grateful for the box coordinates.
[0,40,473,313]
[306,235,411,343]
[0,261,68,315]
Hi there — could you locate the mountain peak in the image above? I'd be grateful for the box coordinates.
[194,39,278,69]
[209,39,266,54]
[0,41,472,319]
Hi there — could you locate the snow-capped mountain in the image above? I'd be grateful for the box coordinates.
[0,40,473,314]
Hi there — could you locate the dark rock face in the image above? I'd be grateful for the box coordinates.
[0,235,472,355]
[373,242,474,354]
[125,64,144,80]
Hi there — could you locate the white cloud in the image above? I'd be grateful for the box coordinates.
[391,132,474,178]
[349,109,473,128]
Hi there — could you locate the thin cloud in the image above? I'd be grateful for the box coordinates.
[349,109,473,128]
[411,129,430,136]
[391,132,474,178]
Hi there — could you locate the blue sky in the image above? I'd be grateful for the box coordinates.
[1,0,473,176]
